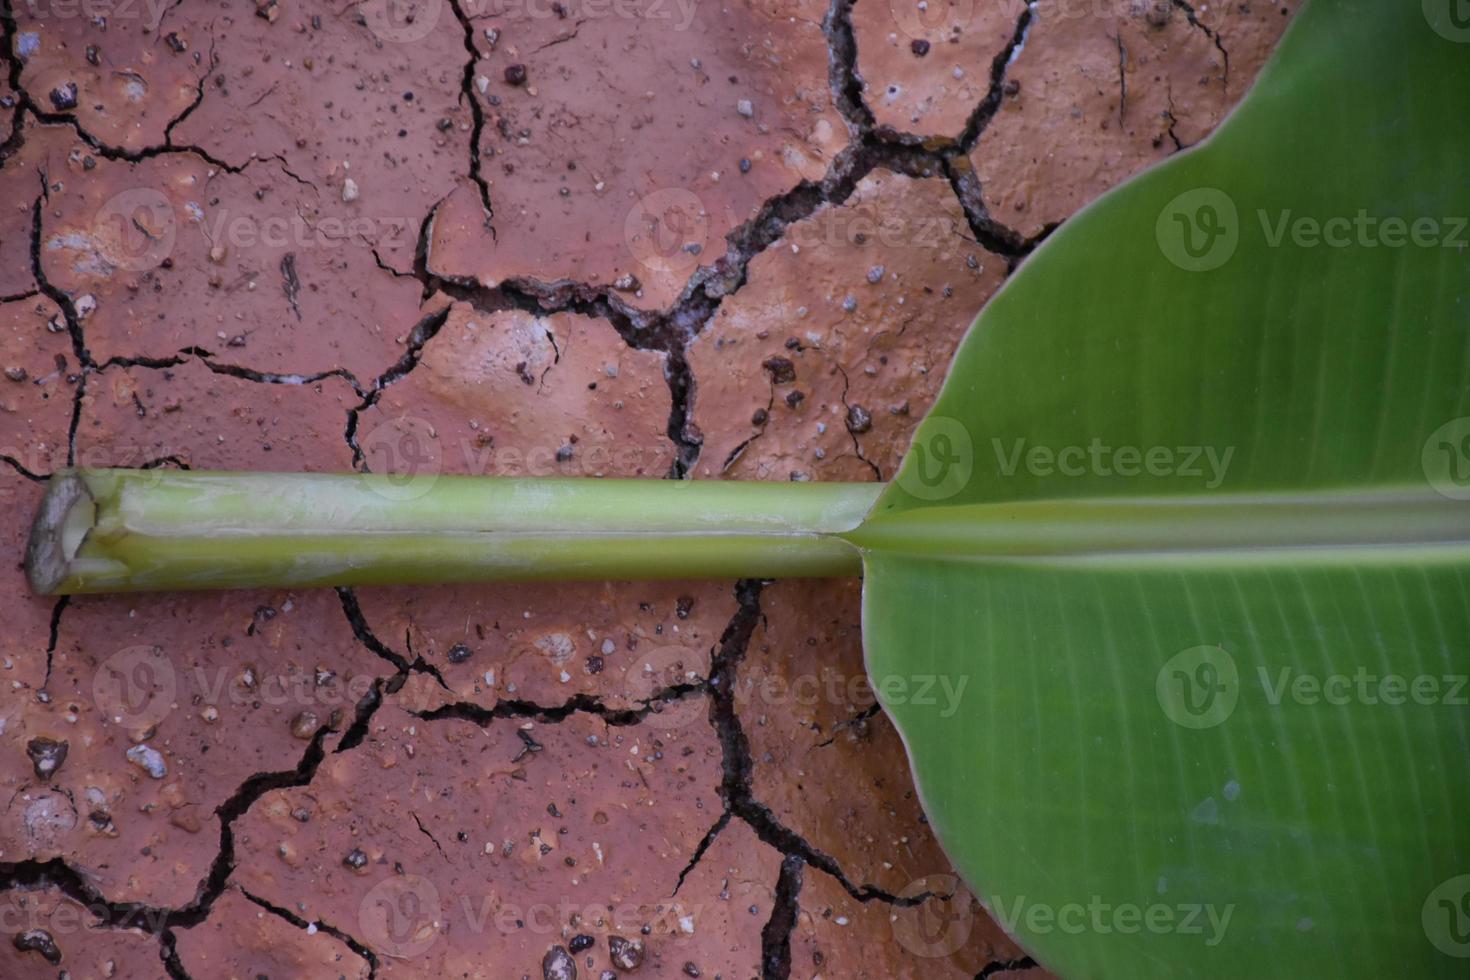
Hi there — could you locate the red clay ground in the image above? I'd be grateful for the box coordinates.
[0,1,1291,977]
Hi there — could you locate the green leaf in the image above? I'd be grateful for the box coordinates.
[853,1,1470,976]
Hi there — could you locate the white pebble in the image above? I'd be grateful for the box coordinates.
[126,744,167,779]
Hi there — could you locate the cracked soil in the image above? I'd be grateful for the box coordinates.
[0,0,1291,977]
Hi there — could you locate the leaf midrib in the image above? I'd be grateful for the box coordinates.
[849,487,1470,565]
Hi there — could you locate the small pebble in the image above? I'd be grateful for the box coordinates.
[505,64,528,86]
[866,265,885,284]
[342,178,359,202]
[761,356,796,384]
[12,929,61,965]
[26,737,68,780]
[608,935,644,970]
[911,39,930,56]
[845,404,873,435]
[542,944,576,980]
[736,98,754,117]
[448,643,473,663]
[342,848,369,870]
[126,744,167,779]
[49,82,78,111]
[290,711,318,739]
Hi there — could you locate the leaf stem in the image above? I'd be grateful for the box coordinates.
[26,470,883,595]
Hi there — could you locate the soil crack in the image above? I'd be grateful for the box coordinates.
[447,0,494,220]
[705,581,924,907]
[412,684,708,729]
[238,888,380,979]
[977,955,1039,978]
[759,854,804,979]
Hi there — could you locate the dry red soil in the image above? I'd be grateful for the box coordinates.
[0,1,1291,977]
